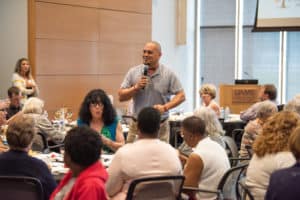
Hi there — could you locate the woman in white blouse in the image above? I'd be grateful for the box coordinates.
[12,58,39,101]
[199,84,220,117]
[246,111,300,200]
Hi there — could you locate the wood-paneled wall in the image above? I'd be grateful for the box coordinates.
[29,0,152,119]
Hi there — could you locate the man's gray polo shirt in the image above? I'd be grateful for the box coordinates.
[120,64,183,118]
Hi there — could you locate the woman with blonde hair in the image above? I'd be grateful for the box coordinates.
[246,111,300,200]
[199,84,220,117]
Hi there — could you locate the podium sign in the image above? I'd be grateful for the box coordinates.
[219,84,261,113]
[232,88,259,103]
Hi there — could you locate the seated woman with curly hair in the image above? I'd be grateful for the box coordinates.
[266,126,300,200]
[50,126,108,200]
[246,111,300,200]
[77,89,124,153]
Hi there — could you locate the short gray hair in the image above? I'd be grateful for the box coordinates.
[22,97,44,114]
[256,101,278,120]
[284,98,300,115]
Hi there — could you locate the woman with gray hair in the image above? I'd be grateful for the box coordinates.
[22,97,64,151]
[194,107,225,147]
[284,97,300,115]
[239,100,278,158]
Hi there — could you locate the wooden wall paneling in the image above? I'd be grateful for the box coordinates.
[95,74,130,112]
[99,10,151,44]
[32,0,152,117]
[36,2,99,41]
[36,0,152,14]
[37,75,100,118]
[98,42,144,74]
[176,0,187,45]
[37,74,127,119]
[98,0,152,13]
[36,39,99,75]
[36,0,101,8]
[28,0,36,77]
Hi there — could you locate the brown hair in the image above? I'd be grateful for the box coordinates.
[6,114,36,149]
[289,126,300,160]
[7,86,20,98]
[14,58,31,78]
[182,116,206,136]
[253,111,300,157]
[263,84,277,101]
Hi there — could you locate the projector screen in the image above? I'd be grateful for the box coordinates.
[253,0,300,31]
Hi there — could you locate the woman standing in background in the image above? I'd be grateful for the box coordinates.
[12,58,39,101]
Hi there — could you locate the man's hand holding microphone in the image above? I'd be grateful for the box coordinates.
[133,66,148,91]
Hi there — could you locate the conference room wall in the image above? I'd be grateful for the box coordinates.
[0,0,28,99]
[152,0,196,112]
[32,0,151,118]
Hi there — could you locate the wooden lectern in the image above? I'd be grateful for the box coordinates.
[219,84,262,114]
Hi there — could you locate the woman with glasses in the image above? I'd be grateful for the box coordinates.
[77,89,125,153]
[199,84,220,117]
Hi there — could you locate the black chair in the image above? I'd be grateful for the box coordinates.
[0,176,43,200]
[34,131,64,153]
[277,104,284,111]
[231,128,244,151]
[222,136,239,158]
[183,163,249,200]
[125,175,185,200]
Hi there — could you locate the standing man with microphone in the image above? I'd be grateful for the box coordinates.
[118,41,185,143]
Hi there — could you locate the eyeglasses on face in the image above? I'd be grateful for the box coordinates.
[90,102,103,107]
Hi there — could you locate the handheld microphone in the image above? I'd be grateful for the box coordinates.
[143,65,148,76]
[142,66,148,90]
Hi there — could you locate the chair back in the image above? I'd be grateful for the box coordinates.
[31,131,49,152]
[231,129,244,151]
[33,131,64,153]
[238,177,254,200]
[222,136,239,158]
[217,163,249,200]
[125,175,185,200]
[222,136,239,166]
[0,176,43,200]
[277,104,284,111]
